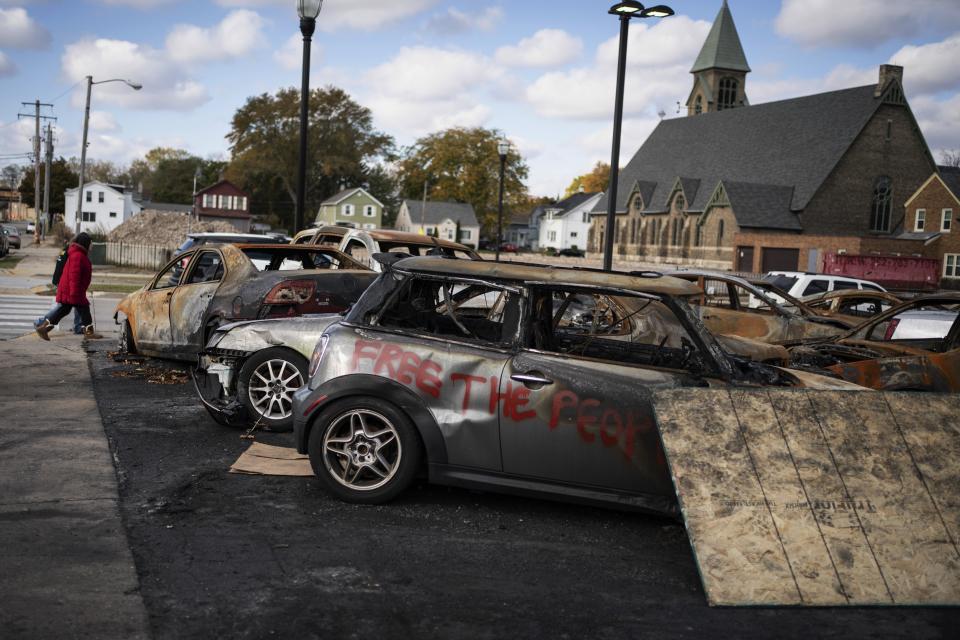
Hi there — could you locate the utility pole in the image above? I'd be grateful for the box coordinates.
[43,122,53,236]
[18,100,54,242]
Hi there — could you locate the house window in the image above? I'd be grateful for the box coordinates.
[944,254,960,278]
[81,211,96,222]
[718,77,738,110]
[885,119,892,141]
[694,95,703,115]
[675,194,685,211]
[363,205,376,217]
[363,223,376,230]
[870,176,893,232]
[240,197,248,211]
[446,229,454,240]
[425,227,434,235]
[916,209,926,232]
[461,229,472,240]
[570,231,578,238]
[109,211,117,218]
[217,195,224,209]
[342,204,354,216]
[549,231,557,242]
[85,191,92,202]
[98,192,104,203]
[582,212,589,223]
[943,209,953,232]
[717,219,725,245]
[695,225,702,247]
[202,194,211,208]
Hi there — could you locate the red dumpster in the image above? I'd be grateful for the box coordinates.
[821,253,940,291]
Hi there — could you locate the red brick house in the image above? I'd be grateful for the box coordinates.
[194,180,252,232]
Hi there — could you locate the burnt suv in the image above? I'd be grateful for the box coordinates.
[293,257,865,515]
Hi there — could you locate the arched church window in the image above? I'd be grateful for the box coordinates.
[675,194,685,212]
[870,176,893,232]
[718,77,738,110]
[694,95,703,115]
[717,219,725,245]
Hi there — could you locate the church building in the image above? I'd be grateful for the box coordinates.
[589,0,937,273]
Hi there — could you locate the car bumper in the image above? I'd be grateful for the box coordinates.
[192,352,251,427]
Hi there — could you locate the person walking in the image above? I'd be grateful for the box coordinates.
[34,232,97,340]
[41,239,84,334]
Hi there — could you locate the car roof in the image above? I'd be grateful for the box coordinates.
[187,232,278,239]
[393,256,700,296]
[805,290,900,301]
[345,228,473,251]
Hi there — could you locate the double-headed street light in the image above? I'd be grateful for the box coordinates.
[75,77,142,234]
[495,139,509,262]
[601,1,673,271]
[295,0,324,235]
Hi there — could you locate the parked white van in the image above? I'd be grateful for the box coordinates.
[762,271,886,302]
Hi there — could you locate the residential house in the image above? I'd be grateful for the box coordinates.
[504,212,533,248]
[590,1,936,273]
[538,191,602,252]
[195,180,252,232]
[901,166,960,287]
[394,200,480,249]
[64,181,142,234]
[315,187,384,230]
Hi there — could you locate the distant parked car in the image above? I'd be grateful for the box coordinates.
[762,271,886,303]
[26,221,35,233]
[2,225,21,249]
[557,247,585,257]
[176,232,287,255]
[0,229,8,257]
[498,242,519,253]
[115,244,376,361]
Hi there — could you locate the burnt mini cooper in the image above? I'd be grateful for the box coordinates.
[293,258,865,514]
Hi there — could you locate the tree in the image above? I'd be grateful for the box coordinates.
[1,165,22,189]
[19,157,78,212]
[941,149,960,168]
[396,127,529,231]
[226,86,395,230]
[564,162,610,198]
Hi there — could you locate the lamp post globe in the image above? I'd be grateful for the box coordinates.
[600,2,672,271]
[294,0,324,235]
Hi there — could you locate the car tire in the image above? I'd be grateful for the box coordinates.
[307,396,422,504]
[119,319,137,355]
[237,347,308,432]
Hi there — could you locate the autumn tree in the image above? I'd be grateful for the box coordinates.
[941,149,960,168]
[396,127,529,231]
[564,161,610,198]
[226,86,394,230]
[18,157,79,212]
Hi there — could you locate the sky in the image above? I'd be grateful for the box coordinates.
[1,0,959,198]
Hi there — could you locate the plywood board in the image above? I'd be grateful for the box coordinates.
[229,442,314,477]
[652,389,960,606]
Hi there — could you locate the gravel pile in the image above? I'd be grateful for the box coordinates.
[107,211,236,248]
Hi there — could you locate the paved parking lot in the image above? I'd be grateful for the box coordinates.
[84,340,957,639]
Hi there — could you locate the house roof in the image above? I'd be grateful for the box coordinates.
[593,83,914,229]
[320,187,385,208]
[196,179,247,197]
[939,165,960,201]
[690,0,751,73]
[65,180,127,196]
[141,201,193,214]
[401,200,479,227]
[546,191,601,218]
[722,181,800,230]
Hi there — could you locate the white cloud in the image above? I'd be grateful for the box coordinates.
[890,33,960,96]
[98,0,180,7]
[217,0,441,31]
[495,29,582,68]
[274,32,322,70]
[524,16,710,120]
[89,111,120,133]
[911,93,960,155]
[426,6,502,35]
[0,50,15,77]
[62,38,209,111]
[0,8,50,49]
[166,10,265,63]
[775,0,960,48]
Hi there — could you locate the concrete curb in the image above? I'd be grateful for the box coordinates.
[0,335,150,639]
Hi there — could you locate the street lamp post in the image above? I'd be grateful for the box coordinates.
[295,0,324,236]
[601,2,673,271]
[495,139,509,262]
[75,77,142,235]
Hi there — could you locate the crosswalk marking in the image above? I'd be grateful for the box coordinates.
[0,295,56,340]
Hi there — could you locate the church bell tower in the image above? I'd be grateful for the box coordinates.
[686,0,751,116]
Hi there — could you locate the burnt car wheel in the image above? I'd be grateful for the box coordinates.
[119,320,137,355]
[237,347,308,432]
[308,397,422,504]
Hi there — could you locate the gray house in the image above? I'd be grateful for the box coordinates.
[394,200,480,249]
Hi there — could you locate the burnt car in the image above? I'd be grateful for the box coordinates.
[291,225,350,247]
[667,270,851,344]
[114,244,376,361]
[292,258,865,514]
[338,229,481,271]
[194,314,340,431]
[800,289,902,326]
[788,293,960,392]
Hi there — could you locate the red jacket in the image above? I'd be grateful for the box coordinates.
[56,243,92,306]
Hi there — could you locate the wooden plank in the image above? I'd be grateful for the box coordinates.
[653,389,960,607]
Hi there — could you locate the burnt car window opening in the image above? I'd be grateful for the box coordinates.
[186,251,224,284]
[154,255,190,289]
[838,297,891,318]
[698,280,735,309]
[240,247,352,272]
[375,275,520,346]
[529,287,708,374]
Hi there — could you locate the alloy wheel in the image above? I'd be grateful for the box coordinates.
[322,409,402,491]
[247,358,304,420]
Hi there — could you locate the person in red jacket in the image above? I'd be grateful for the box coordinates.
[34,232,96,340]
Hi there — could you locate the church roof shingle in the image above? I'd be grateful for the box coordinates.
[594,83,888,229]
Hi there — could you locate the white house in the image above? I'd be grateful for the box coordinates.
[64,181,142,234]
[394,200,480,249]
[538,191,603,252]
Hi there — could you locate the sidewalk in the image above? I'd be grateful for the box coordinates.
[0,333,149,639]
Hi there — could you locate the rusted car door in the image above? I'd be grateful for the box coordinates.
[134,252,192,352]
[169,249,224,354]
[499,287,709,497]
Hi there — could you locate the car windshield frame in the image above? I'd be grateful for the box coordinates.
[239,245,367,272]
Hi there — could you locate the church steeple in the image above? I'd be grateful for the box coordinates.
[686,1,750,116]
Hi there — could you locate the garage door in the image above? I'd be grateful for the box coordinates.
[761,247,800,272]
